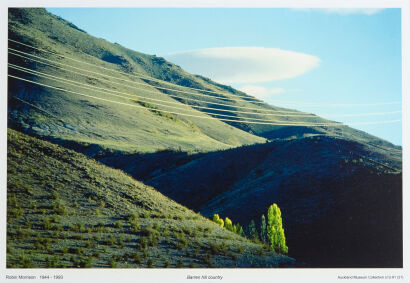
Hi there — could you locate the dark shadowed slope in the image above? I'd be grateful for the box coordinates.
[7,8,402,268]
[7,129,294,268]
[135,136,402,267]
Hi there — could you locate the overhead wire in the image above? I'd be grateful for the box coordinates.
[8,50,402,118]
[7,50,320,114]
[9,64,288,122]
[7,74,401,127]
[9,38,264,101]
[9,63,402,122]
[271,100,402,107]
[8,47,264,105]
[8,39,401,108]
[8,63,321,120]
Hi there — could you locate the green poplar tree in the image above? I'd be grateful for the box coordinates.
[224,217,233,232]
[260,214,267,244]
[247,220,258,241]
[267,203,288,254]
[234,223,244,236]
[212,214,224,227]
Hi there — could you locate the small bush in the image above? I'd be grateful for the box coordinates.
[19,254,33,268]
[203,253,212,265]
[69,247,84,255]
[109,258,117,268]
[147,259,154,268]
[43,217,52,230]
[53,202,68,215]
[75,223,85,233]
[98,200,105,208]
[51,192,60,200]
[46,256,60,268]
[133,253,141,264]
[79,256,93,268]
[114,221,123,229]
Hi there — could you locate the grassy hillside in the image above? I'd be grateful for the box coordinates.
[7,129,294,268]
[8,8,266,154]
[101,135,401,267]
[8,8,399,157]
[7,8,402,268]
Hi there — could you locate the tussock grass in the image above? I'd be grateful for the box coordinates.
[6,129,294,268]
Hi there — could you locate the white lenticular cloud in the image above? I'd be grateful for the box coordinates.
[165,47,320,84]
[239,85,285,99]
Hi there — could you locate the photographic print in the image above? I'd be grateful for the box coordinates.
[2,1,408,282]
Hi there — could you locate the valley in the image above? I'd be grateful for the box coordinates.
[7,8,403,268]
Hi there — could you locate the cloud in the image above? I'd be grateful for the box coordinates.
[165,47,320,84]
[239,85,285,99]
[294,8,385,15]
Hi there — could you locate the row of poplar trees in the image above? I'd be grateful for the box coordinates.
[212,203,288,254]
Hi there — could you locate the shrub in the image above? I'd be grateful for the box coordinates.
[108,235,116,246]
[203,253,212,266]
[75,223,85,233]
[109,258,117,268]
[19,254,33,268]
[51,192,60,200]
[140,227,160,247]
[114,221,123,229]
[69,247,84,255]
[140,237,148,250]
[133,253,142,264]
[230,252,238,261]
[117,236,124,248]
[43,217,52,230]
[46,256,60,268]
[79,256,93,268]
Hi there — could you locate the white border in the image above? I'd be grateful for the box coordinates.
[1,1,409,283]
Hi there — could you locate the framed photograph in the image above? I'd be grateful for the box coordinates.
[1,0,408,282]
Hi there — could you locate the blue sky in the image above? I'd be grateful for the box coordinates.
[47,8,402,145]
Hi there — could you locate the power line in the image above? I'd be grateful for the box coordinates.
[9,63,401,122]
[9,39,401,108]
[9,64,290,123]
[8,51,402,118]
[8,41,263,104]
[7,50,315,114]
[9,38,264,101]
[272,100,402,107]
[8,63,320,120]
[9,47,268,106]
[8,74,401,127]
